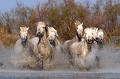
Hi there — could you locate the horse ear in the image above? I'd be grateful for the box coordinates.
[81,22,83,26]
[56,33,59,37]
[74,22,76,25]
[55,30,59,37]
[96,28,98,31]
[27,27,29,30]
[83,33,85,38]
[20,27,22,30]
[47,27,49,29]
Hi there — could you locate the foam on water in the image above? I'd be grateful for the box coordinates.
[50,46,71,70]
[0,44,120,72]
[96,46,120,71]
[0,46,14,69]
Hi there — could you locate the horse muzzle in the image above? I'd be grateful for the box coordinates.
[36,32,43,38]
[49,40,55,47]
[21,38,27,46]
[95,38,103,43]
[86,39,94,44]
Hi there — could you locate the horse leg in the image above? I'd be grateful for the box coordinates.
[44,58,52,70]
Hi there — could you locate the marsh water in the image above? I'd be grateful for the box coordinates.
[0,44,120,79]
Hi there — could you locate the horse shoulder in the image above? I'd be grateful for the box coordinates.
[30,37,39,46]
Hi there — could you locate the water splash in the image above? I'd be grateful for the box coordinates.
[0,43,120,72]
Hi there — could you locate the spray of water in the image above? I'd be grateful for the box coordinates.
[0,45,14,69]
[50,45,71,70]
[0,42,120,72]
[96,46,120,71]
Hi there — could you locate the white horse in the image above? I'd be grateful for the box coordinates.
[11,27,38,69]
[69,38,99,70]
[47,27,59,48]
[63,20,84,66]
[84,27,104,49]
[68,25,100,70]
[84,27,99,51]
[84,27,98,44]
[30,22,46,47]
[47,27,70,69]
[63,21,84,50]
[95,29,104,49]
[75,21,84,42]
[82,41,99,70]
[84,27,104,48]
[33,22,52,69]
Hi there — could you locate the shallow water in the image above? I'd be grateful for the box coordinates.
[0,45,120,78]
[0,70,120,79]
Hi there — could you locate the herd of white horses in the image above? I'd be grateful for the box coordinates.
[11,21,104,71]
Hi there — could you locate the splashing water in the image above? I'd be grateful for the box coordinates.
[0,43,120,79]
[0,43,120,72]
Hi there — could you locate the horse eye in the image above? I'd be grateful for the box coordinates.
[43,27,45,29]
[77,28,78,29]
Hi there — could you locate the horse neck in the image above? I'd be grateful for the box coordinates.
[21,37,29,48]
[91,42,98,53]
[81,40,89,58]
[76,33,82,42]
[55,38,60,46]
[87,44,91,51]
[40,31,48,45]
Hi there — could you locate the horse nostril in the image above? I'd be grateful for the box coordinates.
[49,40,54,43]
[21,38,27,46]
[37,32,43,38]
[37,32,41,35]
[22,38,26,42]
[22,38,27,42]
[88,39,91,42]
[87,39,94,44]
[95,38,102,42]
[96,38,99,40]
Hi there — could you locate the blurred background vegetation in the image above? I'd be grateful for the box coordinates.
[0,0,120,47]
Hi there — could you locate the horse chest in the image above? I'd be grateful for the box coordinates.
[38,44,51,57]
